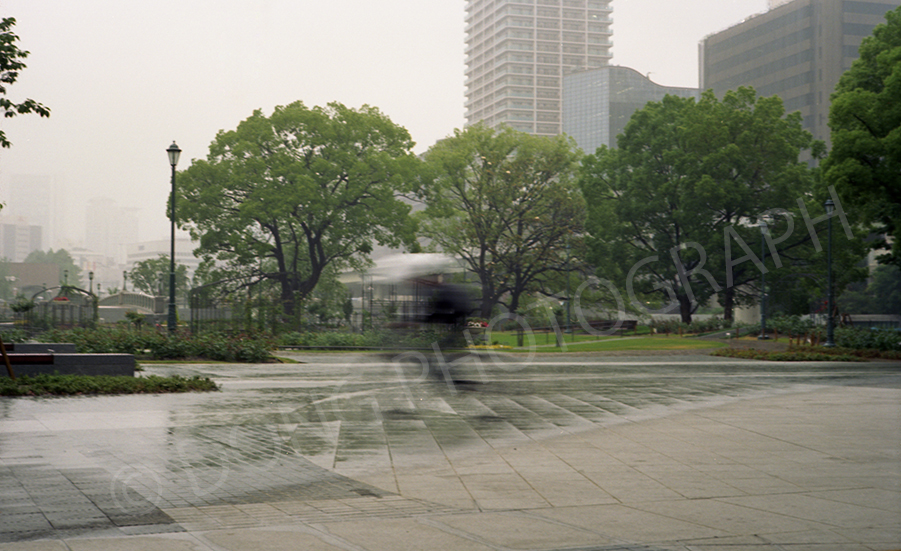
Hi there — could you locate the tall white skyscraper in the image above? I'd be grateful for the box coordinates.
[85,197,140,264]
[465,0,613,135]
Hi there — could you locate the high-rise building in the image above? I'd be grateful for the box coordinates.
[465,0,613,136]
[84,197,140,265]
[563,66,700,154]
[700,0,901,147]
[0,217,42,262]
[1,174,58,247]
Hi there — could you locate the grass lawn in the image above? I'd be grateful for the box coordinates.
[476,330,621,348]
[474,332,724,352]
[560,337,725,352]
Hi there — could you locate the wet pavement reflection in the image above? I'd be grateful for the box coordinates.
[0,351,898,542]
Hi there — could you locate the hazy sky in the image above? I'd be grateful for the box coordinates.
[0,0,767,246]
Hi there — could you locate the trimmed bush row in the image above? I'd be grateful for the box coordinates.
[39,327,276,363]
[712,346,899,361]
[276,329,453,349]
[743,315,901,351]
[0,373,219,396]
[650,317,734,335]
[711,348,864,362]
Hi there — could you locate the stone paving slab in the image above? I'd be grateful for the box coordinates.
[0,355,898,550]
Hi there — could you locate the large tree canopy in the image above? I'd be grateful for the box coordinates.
[128,255,189,299]
[580,88,826,323]
[0,17,49,149]
[420,125,585,318]
[824,6,901,268]
[177,101,420,317]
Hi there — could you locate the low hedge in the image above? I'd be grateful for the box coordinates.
[277,329,450,349]
[37,327,276,363]
[741,316,901,352]
[0,373,219,396]
[711,346,899,362]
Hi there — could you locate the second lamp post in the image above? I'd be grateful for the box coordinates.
[824,198,836,347]
[166,141,181,333]
[758,219,768,340]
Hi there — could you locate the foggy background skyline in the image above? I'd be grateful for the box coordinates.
[0,0,767,249]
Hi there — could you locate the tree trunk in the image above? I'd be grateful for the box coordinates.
[479,276,496,319]
[279,279,295,318]
[507,292,521,320]
[722,287,734,322]
[678,294,693,325]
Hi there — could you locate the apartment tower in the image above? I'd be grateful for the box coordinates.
[700,0,901,146]
[465,0,613,135]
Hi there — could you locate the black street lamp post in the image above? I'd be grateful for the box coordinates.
[565,239,571,338]
[758,220,768,340]
[824,198,836,347]
[166,141,182,333]
[88,271,97,322]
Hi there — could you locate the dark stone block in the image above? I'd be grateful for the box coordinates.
[1,353,135,377]
[3,343,77,353]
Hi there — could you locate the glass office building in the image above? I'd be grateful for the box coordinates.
[563,66,700,154]
[700,0,901,146]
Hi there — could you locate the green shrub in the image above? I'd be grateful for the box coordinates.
[0,328,28,344]
[743,317,901,352]
[649,317,732,335]
[711,348,864,362]
[34,327,277,362]
[834,327,901,351]
[0,373,218,396]
[276,329,452,350]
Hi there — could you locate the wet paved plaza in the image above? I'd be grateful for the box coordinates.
[0,351,899,546]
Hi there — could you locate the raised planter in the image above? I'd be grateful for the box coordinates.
[0,343,134,378]
[3,343,77,353]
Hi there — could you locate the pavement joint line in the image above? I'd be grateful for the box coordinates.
[414,515,513,551]
[512,509,638,548]
[290,522,373,551]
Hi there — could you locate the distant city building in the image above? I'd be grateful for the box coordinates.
[465,0,613,136]
[85,197,140,265]
[0,217,42,262]
[1,174,58,247]
[700,0,901,147]
[563,66,700,153]
[126,237,201,277]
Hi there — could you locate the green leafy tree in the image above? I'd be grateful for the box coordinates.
[823,6,901,268]
[839,264,901,315]
[0,17,50,149]
[128,255,189,299]
[177,101,420,318]
[24,249,80,288]
[420,125,585,318]
[580,88,836,323]
[0,258,12,299]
